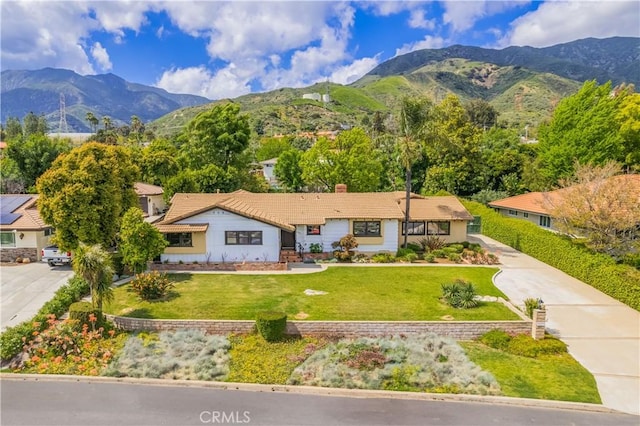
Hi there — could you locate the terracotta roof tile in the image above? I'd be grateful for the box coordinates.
[134,182,164,196]
[156,224,208,233]
[160,191,473,229]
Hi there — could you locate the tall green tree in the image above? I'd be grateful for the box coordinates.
[73,243,114,310]
[301,128,382,192]
[140,139,180,185]
[617,92,640,169]
[536,80,630,185]
[6,134,71,191]
[255,136,292,162]
[464,99,498,130]
[119,207,168,274]
[423,95,483,195]
[274,149,305,191]
[23,112,48,137]
[4,117,23,140]
[36,142,139,250]
[180,102,251,170]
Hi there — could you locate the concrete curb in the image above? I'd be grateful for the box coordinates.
[0,373,619,414]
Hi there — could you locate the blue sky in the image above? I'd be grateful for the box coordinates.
[1,1,638,100]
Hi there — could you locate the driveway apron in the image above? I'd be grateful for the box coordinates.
[470,234,640,415]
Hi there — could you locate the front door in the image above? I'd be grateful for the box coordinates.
[281,230,296,249]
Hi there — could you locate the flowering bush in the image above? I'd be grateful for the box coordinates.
[17,314,124,376]
[130,271,174,300]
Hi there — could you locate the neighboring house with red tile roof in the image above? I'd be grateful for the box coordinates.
[0,194,54,262]
[134,182,166,221]
[488,174,640,230]
[156,187,473,263]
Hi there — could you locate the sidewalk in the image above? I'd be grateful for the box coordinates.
[470,234,640,416]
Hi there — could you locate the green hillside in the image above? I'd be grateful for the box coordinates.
[148,59,584,138]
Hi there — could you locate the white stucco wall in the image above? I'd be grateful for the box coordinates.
[160,208,281,263]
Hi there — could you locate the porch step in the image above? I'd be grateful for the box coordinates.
[280,250,302,263]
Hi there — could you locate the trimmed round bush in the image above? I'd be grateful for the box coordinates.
[255,311,287,342]
[479,329,512,351]
[507,334,567,357]
[130,271,174,300]
[69,301,104,329]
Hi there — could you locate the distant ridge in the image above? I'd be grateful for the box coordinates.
[0,68,211,132]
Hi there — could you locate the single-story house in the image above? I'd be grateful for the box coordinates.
[134,182,166,221]
[156,186,473,263]
[489,174,640,230]
[0,194,54,262]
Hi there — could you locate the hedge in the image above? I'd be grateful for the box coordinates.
[255,311,287,342]
[464,201,640,311]
[0,276,90,361]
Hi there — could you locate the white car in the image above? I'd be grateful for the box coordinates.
[41,245,72,266]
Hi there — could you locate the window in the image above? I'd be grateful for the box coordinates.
[225,231,263,245]
[0,232,16,247]
[523,212,529,218]
[353,221,381,237]
[166,232,192,247]
[306,225,321,235]
[402,221,426,235]
[539,216,551,228]
[426,221,450,235]
[508,210,518,216]
[44,228,54,237]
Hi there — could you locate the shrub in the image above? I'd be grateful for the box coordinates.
[479,329,511,351]
[309,243,323,253]
[111,252,126,277]
[424,253,436,263]
[523,298,545,319]
[431,249,446,258]
[401,253,419,263]
[69,302,104,330]
[371,252,396,263]
[332,234,358,261]
[256,311,287,342]
[419,236,446,252]
[447,253,462,263]
[447,244,465,253]
[130,271,174,300]
[441,279,478,309]
[406,243,422,253]
[463,200,640,311]
[507,334,567,358]
[396,247,415,258]
[351,253,369,263]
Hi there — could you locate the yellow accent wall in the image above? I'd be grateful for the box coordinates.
[163,232,206,254]
[400,220,469,245]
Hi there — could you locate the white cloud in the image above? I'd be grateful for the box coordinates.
[443,0,530,33]
[328,56,380,85]
[408,9,435,30]
[361,1,419,17]
[91,42,112,71]
[395,36,446,56]
[156,65,251,100]
[500,1,640,47]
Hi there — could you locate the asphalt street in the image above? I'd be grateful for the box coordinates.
[1,378,638,426]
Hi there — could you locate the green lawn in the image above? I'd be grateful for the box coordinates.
[461,342,601,404]
[106,266,521,321]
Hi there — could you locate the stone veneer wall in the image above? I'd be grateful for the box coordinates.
[1,248,38,263]
[105,315,541,340]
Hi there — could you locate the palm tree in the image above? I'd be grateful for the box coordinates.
[85,112,99,133]
[73,243,114,310]
[398,96,434,248]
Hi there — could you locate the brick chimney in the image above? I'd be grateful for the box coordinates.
[335,184,347,193]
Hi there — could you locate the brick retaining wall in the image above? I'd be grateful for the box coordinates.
[105,315,540,340]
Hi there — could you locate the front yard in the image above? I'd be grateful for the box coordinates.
[105,266,521,321]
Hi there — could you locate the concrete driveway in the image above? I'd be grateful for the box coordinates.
[470,234,640,416]
[0,262,74,331]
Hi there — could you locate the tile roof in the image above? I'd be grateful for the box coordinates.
[0,194,49,231]
[155,224,209,233]
[134,182,164,196]
[489,174,640,215]
[160,190,473,229]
